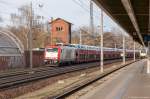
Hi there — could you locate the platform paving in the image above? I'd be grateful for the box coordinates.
[79,59,150,99]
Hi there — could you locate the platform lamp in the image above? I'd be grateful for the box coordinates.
[28,1,44,73]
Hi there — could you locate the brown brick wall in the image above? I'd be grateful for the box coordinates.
[50,19,71,45]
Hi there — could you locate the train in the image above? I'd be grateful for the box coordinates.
[44,44,140,66]
[140,48,147,58]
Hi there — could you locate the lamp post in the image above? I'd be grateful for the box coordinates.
[80,29,82,45]
[100,10,104,73]
[29,2,33,69]
[28,1,44,70]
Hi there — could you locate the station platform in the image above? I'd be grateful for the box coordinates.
[79,59,150,99]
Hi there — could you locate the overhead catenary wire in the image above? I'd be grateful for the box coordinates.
[78,0,101,15]
[72,0,100,20]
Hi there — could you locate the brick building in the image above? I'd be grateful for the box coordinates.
[49,18,72,45]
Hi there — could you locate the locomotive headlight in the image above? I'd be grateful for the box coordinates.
[44,60,48,62]
[120,53,123,57]
[54,60,57,63]
[44,60,47,62]
[120,53,124,57]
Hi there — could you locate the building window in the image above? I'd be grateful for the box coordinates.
[56,26,63,31]
[56,27,59,31]
[60,27,63,31]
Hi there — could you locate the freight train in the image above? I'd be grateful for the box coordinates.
[44,44,140,66]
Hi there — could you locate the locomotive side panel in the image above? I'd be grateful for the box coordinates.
[60,47,76,63]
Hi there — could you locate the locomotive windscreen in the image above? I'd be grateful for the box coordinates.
[46,48,58,52]
[45,48,58,59]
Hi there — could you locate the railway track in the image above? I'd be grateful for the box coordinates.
[48,60,140,99]
[0,59,135,90]
[0,58,127,79]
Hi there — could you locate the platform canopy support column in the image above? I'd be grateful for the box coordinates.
[134,40,136,61]
[147,41,150,74]
[100,10,104,73]
[147,0,150,74]
[123,34,125,65]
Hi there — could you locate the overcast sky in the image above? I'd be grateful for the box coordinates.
[0,0,122,32]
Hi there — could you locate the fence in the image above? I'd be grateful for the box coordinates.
[24,50,45,68]
[0,50,45,71]
[0,55,25,70]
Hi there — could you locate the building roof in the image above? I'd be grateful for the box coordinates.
[0,34,20,55]
[93,0,148,46]
[49,18,73,25]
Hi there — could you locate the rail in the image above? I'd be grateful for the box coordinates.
[0,59,129,90]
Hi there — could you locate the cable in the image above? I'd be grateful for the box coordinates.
[72,0,90,13]
[72,0,101,20]
[78,0,100,15]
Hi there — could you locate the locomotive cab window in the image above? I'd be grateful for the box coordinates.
[47,48,58,52]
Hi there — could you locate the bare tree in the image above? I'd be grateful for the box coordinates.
[8,4,47,49]
[72,26,142,49]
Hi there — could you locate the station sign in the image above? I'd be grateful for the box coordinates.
[143,35,150,42]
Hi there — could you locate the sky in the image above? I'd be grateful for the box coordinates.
[0,0,124,32]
